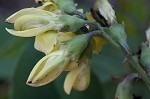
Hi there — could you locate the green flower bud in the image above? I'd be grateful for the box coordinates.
[64,34,91,61]
[104,22,130,53]
[115,73,138,99]
[140,44,150,76]
[59,15,85,32]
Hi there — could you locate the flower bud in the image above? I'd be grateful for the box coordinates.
[27,50,69,87]
[93,0,116,25]
[115,73,138,99]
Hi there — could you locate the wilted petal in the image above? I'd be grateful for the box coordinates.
[6,23,55,37]
[6,8,53,23]
[34,31,57,54]
[27,50,69,87]
[92,36,107,54]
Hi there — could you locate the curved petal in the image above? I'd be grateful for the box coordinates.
[38,2,59,12]
[14,14,50,31]
[27,50,64,83]
[73,64,90,91]
[6,8,55,23]
[92,36,107,54]
[5,23,55,37]
[27,51,69,87]
[64,64,84,94]
[34,31,57,54]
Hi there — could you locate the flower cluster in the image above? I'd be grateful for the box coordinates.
[6,0,116,94]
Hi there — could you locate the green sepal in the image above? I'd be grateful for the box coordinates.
[54,0,76,14]
[62,34,91,61]
[59,15,85,32]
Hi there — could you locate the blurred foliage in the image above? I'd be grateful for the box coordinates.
[0,0,150,99]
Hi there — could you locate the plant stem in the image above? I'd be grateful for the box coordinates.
[90,28,150,90]
[100,30,150,90]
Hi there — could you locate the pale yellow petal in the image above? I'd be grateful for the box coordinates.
[6,8,54,23]
[27,50,67,87]
[38,2,59,12]
[64,65,84,94]
[64,61,78,71]
[73,64,90,91]
[14,14,50,31]
[5,23,55,37]
[34,31,57,54]
[92,36,107,54]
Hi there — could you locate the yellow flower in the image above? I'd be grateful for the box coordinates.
[26,34,91,87]
[27,49,70,87]
[6,8,64,37]
[34,31,75,54]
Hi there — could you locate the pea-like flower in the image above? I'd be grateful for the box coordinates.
[26,34,91,87]
[6,4,86,54]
